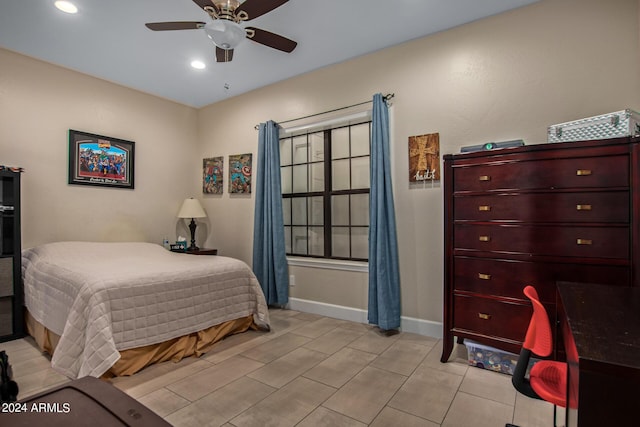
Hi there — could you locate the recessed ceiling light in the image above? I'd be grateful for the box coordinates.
[190,60,206,70]
[54,1,78,14]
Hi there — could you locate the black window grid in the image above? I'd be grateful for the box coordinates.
[281,121,371,261]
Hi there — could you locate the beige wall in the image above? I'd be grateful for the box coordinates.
[0,49,199,249]
[196,0,640,325]
[1,0,638,330]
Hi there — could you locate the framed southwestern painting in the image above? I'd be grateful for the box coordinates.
[68,129,135,189]
[229,153,252,194]
[203,157,223,194]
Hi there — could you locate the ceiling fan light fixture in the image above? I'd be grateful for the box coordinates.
[204,20,245,50]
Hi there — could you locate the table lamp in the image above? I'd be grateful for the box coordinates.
[177,198,207,251]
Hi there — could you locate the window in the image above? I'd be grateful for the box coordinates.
[280,120,371,261]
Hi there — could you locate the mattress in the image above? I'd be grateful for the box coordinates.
[22,241,269,379]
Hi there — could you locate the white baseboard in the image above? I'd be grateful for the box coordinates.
[287,297,443,339]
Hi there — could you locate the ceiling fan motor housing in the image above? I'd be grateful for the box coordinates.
[207,0,248,23]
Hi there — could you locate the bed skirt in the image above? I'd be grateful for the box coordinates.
[25,310,260,378]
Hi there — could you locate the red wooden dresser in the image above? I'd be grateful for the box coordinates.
[442,136,639,362]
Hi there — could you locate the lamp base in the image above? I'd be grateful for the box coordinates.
[188,218,199,251]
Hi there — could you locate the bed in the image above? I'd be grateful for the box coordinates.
[21,241,270,379]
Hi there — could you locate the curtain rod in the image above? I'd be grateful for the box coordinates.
[254,93,394,130]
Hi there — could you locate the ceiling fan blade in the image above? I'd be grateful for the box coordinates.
[216,47,234,62]
[246,27,297,53]
[192,0,219,13]
[145,22,205,31]
[236,0,289,21]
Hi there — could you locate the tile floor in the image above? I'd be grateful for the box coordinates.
[3,309,558,426]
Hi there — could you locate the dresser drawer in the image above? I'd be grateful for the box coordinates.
[454,224,629,259]
[453,155,628,193]
[453,256,630,303]
[454,192,629,223]
[453,295,531,343]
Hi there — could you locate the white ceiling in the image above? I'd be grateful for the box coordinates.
[0,0,538,108]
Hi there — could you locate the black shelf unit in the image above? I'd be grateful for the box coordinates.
[0,168,23,342]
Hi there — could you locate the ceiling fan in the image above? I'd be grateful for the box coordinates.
[145,0,297,62]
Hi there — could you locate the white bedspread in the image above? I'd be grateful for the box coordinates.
[22,242,269,379]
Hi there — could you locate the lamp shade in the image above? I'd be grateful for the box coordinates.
[204,20,245,50]
[177,198,206,219]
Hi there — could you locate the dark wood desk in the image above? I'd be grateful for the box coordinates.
[4,376,171,426]
[557,282,640,427]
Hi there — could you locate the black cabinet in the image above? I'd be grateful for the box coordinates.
[0,168,23,342]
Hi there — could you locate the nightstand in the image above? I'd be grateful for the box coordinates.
[185,248,218,255]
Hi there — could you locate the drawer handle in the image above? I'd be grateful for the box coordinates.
[576,204,592,211]
[478,235,490,242]
[479,175,491,182]
[577,238,593,245]
[576,169,592,176]
[478,313,491,320]
[478,273,491,280]
[478,205,491,211]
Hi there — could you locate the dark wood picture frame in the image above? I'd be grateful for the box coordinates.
[68,129,135,189]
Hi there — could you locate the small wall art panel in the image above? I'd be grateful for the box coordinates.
[408,132,440,183]
[203,157,223,194]
[229,153,252,194]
